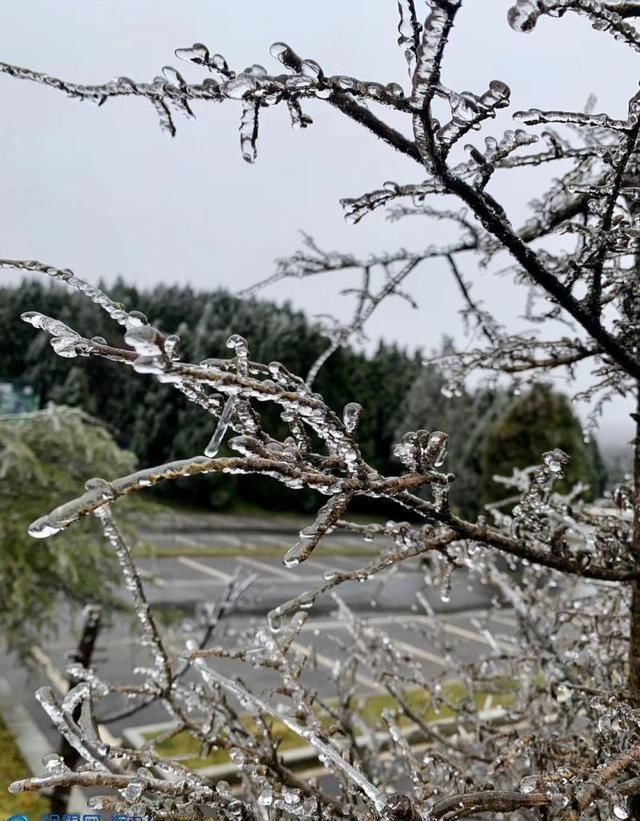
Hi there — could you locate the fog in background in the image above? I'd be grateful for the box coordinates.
[0,1,635,449]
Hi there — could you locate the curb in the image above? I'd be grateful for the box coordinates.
[0,677,90,814]
[0,677,51,777]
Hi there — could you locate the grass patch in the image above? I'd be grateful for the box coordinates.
[354,679,517,727]
[143,680,518,771]
[144,717,306,770]
[134,544,379,560]
[0,715,50,817]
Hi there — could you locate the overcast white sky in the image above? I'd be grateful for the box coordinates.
[0,1,636,445]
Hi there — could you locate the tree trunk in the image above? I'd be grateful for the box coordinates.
[628,390,640,817]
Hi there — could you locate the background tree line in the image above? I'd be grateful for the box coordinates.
[0,279,607,516]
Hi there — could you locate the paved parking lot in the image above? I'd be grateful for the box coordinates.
[0,516,516,796]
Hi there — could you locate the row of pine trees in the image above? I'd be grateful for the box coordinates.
[0,279,607,517]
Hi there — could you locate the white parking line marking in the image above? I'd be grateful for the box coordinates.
[395,640,447,667]
[31,645,69,694]
[303,614,429,631]
[301,614,512,655]
[487,612,517,627]
[441,622,513,652]
[299,618,447,667]
[177,556,233,583]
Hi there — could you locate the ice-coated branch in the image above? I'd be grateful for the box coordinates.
[507,0,640,51]
[27,451,442,538]
[396,0,422,72]
[15,268,636,584]
[3,7,638,380]
[433,337,600,386]
[267,525,458,624]
[410,0,461,167]
[188,646,393,816]
[429,789,551,820]
[97,570,256,725]
[93,504,172,690]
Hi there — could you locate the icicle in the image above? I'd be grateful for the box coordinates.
[412,1,461,104]
[203,336,249,456]
[392,429,448,472]
[287,98,312,129]
[204,396,235,457]
[226,333,249,375]
[149,96,176,136]
[239,100,260,163]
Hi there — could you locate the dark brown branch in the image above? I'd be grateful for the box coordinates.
[430,789,551,820]
[608,2,640,17]
[328,91,421,163]
[584,113,640,315]
[440,167,640,379]
[559,744,640,820]
[446,254,496,344]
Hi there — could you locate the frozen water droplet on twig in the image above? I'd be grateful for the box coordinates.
[175,42,211,66]
[269,41,301,71]
[343,402,363,433]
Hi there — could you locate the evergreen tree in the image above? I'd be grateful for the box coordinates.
[0,280,429,511]
[0,406,136,658]
[479,384,606,508]
[394,358,510,517]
